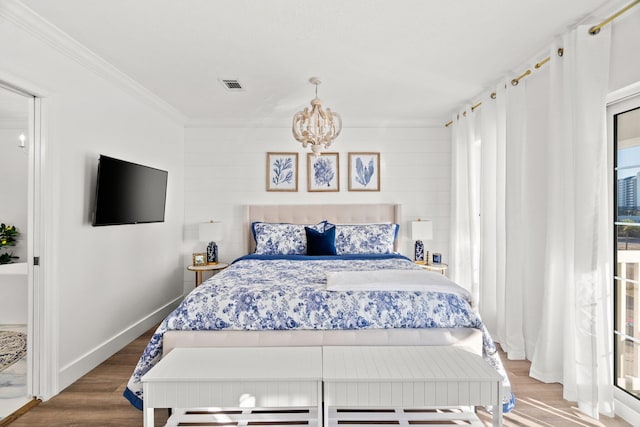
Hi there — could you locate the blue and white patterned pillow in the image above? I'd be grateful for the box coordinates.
[252,221,327,255]
[331,223,399,255]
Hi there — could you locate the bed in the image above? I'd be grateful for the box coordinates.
[124,203,514,413]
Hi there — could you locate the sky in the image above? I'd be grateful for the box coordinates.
[617,146,640,179]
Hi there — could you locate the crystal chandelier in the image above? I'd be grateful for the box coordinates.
[292,77,342,155]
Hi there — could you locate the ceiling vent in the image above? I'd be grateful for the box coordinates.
[219,79,244,91]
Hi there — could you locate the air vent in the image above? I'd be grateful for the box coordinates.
[219,79,244,91]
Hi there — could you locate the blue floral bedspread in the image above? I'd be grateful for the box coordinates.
[124,254,515,412]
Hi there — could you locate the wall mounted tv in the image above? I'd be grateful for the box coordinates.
[92,155,168,226]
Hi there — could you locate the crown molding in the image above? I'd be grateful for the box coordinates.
[0,0,187,125]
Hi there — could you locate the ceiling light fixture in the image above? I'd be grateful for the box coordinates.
[292,77,342,155]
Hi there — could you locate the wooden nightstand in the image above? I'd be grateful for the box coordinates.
[416,262,448,275]
[187,263,228,287]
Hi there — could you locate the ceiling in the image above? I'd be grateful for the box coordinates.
[19,0,615,127]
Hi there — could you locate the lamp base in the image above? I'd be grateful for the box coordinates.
[414,240,425,262]
[206,241,218,264]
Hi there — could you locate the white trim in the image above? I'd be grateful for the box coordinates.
[609,84,640,424]
[58,295,183,391]
[614,388,640,425]
[0,0,187,126]
[613,275,640,285]
[607,81,640,106]
[33,96,58,400]
[26,96,37,400]
[0,69,51,98]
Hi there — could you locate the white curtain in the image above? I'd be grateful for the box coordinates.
[479,93,500,337]
[503,80,529,360]
[450,106,480,305]
[477,81,530,360]
[530,25,613,418]
[460,23,613,420]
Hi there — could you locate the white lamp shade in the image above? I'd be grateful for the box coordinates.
[411,220,433,241]
[199,221,224,242]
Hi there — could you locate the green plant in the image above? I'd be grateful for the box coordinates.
[0,223,20,264]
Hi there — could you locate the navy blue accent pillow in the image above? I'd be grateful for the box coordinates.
[305,225,337,256]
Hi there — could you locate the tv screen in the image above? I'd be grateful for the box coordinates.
[92,155,168,226]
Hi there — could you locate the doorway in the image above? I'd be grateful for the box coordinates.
[0,83,35,420]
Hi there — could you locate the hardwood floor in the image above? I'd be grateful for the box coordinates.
[4,326,634,426]
[477,356,632,427]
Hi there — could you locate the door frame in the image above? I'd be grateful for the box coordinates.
[0,75,56,400]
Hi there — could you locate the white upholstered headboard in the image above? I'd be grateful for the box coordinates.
[245,204,401,254]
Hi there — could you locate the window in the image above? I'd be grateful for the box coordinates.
[613,96,640,400]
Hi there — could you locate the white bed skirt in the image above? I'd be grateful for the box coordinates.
[164,328,483,356]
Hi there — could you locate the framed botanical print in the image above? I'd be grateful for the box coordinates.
[266,152,298,191]
[348,152,380,191]
[307,152,339,192]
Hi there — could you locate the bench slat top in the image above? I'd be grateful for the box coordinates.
[323,346,502,382]
[142,347,322,382]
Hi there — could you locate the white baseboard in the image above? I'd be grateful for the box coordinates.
[614,388,640,426]
[57,295,183,392]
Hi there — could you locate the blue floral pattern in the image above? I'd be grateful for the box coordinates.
[124,256,513,412]
[313,157,335,187]
[252,222,326,255]
[333,224,398,254]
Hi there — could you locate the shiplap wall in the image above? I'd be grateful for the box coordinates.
[183,126,451,292]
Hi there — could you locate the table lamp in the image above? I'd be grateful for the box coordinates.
[411,219,433,264]
[199,221,224,264]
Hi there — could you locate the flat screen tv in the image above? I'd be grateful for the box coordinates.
[92,155,168,226]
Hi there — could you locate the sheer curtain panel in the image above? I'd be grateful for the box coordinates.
[529,25,613,418]
[449,105,480,305]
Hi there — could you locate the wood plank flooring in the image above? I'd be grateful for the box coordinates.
[3,326,633,426]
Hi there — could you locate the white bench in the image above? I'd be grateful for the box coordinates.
[141,345,503,427]
[141,347,323,427]
[323,346,503,427]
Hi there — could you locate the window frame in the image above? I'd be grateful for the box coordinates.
[610,92,640,402]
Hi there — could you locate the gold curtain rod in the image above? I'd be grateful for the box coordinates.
[535,57,550,69]
[589,0,640,35]
[511,69,531,86]
[445,0,639,127]
[445,94,495,127]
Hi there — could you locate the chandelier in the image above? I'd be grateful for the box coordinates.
[292,77,342,155]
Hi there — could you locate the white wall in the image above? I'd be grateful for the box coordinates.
[608,10,640,93]
[0,6,185,393]
[183,126,450,292]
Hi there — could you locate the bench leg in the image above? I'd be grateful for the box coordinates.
[144,405,154,427]
[493,383,503,427]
